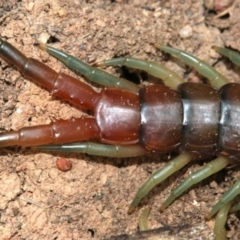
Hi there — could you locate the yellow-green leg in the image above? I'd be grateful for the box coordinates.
[155,44,229,89]
[214,201,232,240]
[96,57,184,90]
[160,156,230,211]
[37,43,140,92]
[138,207,151,231]
[128,153,192,213]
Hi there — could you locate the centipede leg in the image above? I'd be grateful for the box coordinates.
[138,207,151,231]
[230,201,240,213]
[214,201,232,240]
[95,57,184,90]
[160,155,230,211]
[35,142,147,158]
[37,43,140,92]
[155,44,229,89]
[214,46,240,67]
[128,153,192,213]
[207,178,240,219]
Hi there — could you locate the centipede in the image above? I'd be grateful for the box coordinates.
[0,38,240,239]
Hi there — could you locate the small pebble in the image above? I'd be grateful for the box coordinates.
[56,158,72,172]
[179,25,193,39]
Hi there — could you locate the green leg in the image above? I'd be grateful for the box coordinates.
[128,153,192,213]
[138,207,151,231]
[35,142,147,158]
[207,178,240,219]
[160,156,230,211]
[155,44,229,89]
[37,43,139,92]
[230,202,240,213]
[214,46,240,67]
[214,201,232,240]
[96,57,184,90]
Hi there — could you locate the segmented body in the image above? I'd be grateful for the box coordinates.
[0,38,240,239]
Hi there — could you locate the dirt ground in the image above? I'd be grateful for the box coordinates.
[0,0,240,239]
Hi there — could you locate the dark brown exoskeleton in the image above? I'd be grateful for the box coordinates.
[0,38,240,238]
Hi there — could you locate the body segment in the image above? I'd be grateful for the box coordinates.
[179,82,220,156]
[139,85,182,152]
